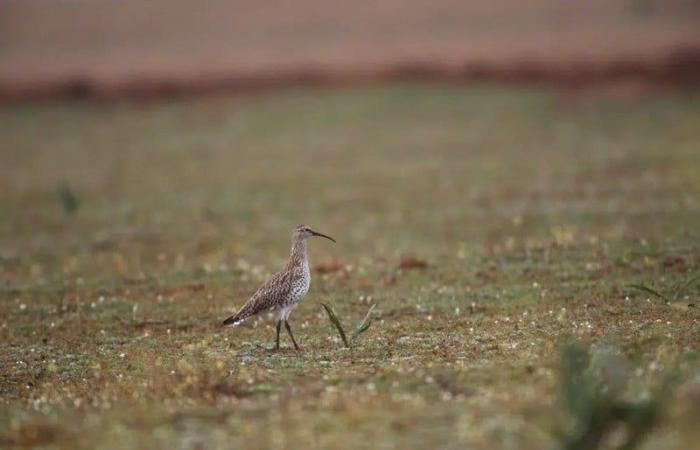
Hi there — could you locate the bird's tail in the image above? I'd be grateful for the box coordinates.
[222,313,245,327]
[222,304,253,328]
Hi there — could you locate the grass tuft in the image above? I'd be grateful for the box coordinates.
[627,273,700,303]
[673,274,700,302]
[554,343,677,450]
[626,284,671,302]
[320,302,349,347]
[350,304,376,341]
[56,183,79,215]
[320,303,376,348]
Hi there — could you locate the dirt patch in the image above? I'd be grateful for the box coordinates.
[1,0,700,101]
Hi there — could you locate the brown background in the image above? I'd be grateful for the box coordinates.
[2,0,699,100]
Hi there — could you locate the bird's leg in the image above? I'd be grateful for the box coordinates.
[284,321,301,351]
[275,320,282,351]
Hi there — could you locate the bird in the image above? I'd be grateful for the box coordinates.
[222,224,336,350]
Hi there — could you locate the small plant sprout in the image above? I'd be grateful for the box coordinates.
[320,303,376,348]
[554,344,678,450]
[57,183,79,215]
[627,273,700,303]
[350,303,375,341]
[321,303,348,346]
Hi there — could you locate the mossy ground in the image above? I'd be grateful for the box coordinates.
[1,84,699,449]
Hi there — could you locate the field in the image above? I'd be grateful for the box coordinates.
[3,0,700,99]
[1,84,700,449]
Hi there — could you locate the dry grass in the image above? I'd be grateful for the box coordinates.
[1,84,700,449]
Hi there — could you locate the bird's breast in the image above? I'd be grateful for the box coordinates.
[290,274,310,303]
[289,261,311,303]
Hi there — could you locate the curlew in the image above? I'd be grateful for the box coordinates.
[222,225,335,350]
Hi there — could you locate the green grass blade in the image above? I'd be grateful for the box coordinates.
[57,183,79,215]
[560,344,591,415]
[320,303,349,348]
[351,304,376,342]
[673,274,700,302]
[627,284,671,302]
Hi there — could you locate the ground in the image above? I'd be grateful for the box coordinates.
[1,84,700,449]
[2,0,700,98]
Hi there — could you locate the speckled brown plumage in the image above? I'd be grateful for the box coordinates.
[222,225,335,350]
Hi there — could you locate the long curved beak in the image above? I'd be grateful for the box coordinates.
[309,229,336,243]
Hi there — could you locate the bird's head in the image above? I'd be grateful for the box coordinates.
[293,224,336,243]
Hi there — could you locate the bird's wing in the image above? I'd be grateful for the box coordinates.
[222,270,293,327]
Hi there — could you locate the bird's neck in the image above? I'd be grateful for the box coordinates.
[288,238,308,269]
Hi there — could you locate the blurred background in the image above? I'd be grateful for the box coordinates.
[1,0,699,100]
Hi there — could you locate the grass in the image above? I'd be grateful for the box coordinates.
[55,183,79,216]
[628,273,700,303]
[320,302,375,347]
[1,83,700,449]
[554,343,677,450]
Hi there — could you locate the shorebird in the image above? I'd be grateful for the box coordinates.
[222,225,336,350]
